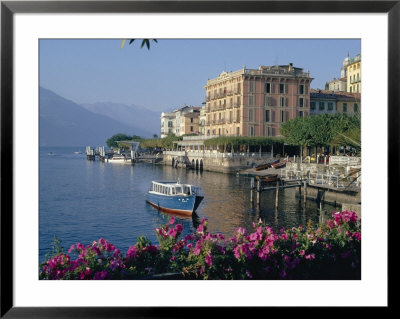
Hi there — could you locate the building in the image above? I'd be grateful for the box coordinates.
[310,90,337,115]
[326,54,352,92]
[346,54,361,93]
[310,89,361,116]
[160,105,201,138]
[204,64,313,137]
[327,77,347,92]
[336,92,361,115]
[199,105,206,136]
[160,111,176,138]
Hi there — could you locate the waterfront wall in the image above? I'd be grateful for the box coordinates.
[295,185,361,207]
[163,151,273,173]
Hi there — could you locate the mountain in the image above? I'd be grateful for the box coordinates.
[39,87,154,147]
[81,102,160,138]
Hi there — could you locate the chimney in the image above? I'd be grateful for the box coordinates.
[288,63,293,71]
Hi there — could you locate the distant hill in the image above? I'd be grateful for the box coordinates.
[39,87,153,147]
[81,102,160,138]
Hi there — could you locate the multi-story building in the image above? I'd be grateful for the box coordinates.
[336,92,361,115]
[347,54,361,93]
[160,111,176,138]
[204,64,313,137]
[160,105,200,138]
[326,54,352,92]
[199,105,206,136]
[310,90,337,115]
[327,77,347,92]
[310,89,361,116]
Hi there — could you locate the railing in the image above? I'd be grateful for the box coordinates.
[329,156,360,166]
[280,168,361,188]
[165,150,273,159]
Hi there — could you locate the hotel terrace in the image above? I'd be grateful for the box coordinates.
[204,64,313,138]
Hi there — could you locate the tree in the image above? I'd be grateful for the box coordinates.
[120,39,158,50]
[106,133,142,148]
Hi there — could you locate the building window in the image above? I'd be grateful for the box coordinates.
[190,126,193,132]
[280,96,285,107]
[279,83,285,94]
[237,83,241,94]
[249,126,254,136]
[236,110,240,122]
[265,83,271,93]
[249,95,254,106]
[266,126,271,137]
[190,117,193,123]
[265,110,270,122]
[318,102,324,111]
[299,84,304,94]
[168,121,173,127]
[280,110,285,122]
[343,103,347,113]
[272,127,276,136]
[354,103,358,113]
[249,109,253,122]
[350,86,352,93]
[299,111,304,117]
[310,101,316,110]
[299,98,304,108]
[236,127,240,136]
[328,102,333,111]
[249,81,254,93]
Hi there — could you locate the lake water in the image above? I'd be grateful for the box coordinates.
[39,146,337,264]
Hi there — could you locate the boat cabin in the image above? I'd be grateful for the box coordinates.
[150,181,200,196]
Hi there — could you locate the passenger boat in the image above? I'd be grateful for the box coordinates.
[145,180,204,216]
[254,159,279,171]
[106,154,129,163]
[271,160,286,169]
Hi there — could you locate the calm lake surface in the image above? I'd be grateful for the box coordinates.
[39,146,337,263]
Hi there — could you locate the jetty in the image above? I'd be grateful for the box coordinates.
[245,158,361,216]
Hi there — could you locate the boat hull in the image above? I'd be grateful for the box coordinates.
[145,192,203,216]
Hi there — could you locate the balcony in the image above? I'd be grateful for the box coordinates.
[233,103,241,108]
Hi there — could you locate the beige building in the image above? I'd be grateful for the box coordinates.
[347,54,361,93]
[204,64,313,137]
[327,77,347,92]
[336,92,361,115]
[160,105,200,138]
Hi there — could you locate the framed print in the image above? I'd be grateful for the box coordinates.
[1,0,396,316]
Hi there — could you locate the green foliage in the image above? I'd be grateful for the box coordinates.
[106,133,143,148]
[140,134,182,150]
[279,113,361,149]
[203,136,284,148]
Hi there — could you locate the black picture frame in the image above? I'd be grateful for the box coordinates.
[1,1,395,317]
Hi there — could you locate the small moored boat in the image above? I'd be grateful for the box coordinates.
[145,180,204,216]
[256,174,280,183]
[254,159,279,171]
[271,160,286,169]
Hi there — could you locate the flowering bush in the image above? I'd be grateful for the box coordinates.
[39,210,361,280]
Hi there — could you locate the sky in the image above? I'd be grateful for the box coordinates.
[40,39,360,113]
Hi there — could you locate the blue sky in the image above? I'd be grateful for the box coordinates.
[40,39,360,112]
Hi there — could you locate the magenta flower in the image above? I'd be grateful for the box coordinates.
[305,253,315,260]
[168,216,176,225]
[205,251,213,267]
[68,245,75,253]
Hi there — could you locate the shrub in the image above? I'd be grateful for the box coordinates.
[39,210,361,280]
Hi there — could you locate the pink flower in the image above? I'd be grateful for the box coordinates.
[305,253,315,260]
[205,251,213,267]
[175,224,183,232]
[168,228,177,238]
[193,242,202,255]
[352,232,361,240]
[68,245,75,253]
[168,216,176,225]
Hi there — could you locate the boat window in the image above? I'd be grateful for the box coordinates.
[175,187,182,194]
[171,187,176,195]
